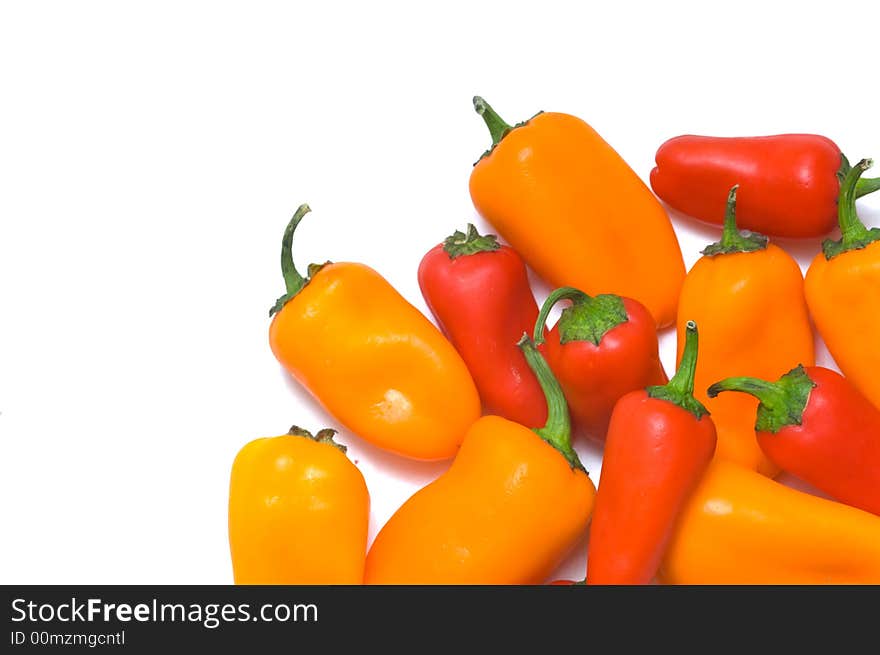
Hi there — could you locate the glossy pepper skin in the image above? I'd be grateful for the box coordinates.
[469,96,685,328]
[659,459,880,584]
[534,287,666,442]
[651,134,880,238]
[418,224,547,428]
[228,426,370,584]
[586,322,717,585]
[675,187,814,476]
[806,159,880,411]
[268,206,480,461]
[710,365,880,517]
[364,337,596,584]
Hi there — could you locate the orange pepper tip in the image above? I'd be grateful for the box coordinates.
[706,365,815,434]
[824,158,880,260]
[646,320,709,419]
[288,425,348,454]
[517,333,585,473]
[700,185,768,257]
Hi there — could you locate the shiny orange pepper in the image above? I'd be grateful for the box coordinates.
[364,337,596,584]
[268,205,480,460]
[468,96,685,328]
[660,459,880,584]
[675,187,814,475]
[806,159,880,410]
[228,426,370,584]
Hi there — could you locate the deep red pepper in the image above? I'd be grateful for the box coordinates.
[709,365,880,517]
[650,134,880,238]
[534,287,667,442]
[418,224,547,428]
[586,322,717,585]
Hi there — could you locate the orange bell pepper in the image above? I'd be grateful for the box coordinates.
[268,205,480,460]
[364,336,596,584]
[660,459,880,584]
[806,159,880,410]
[228,426,370,584]
[468,96,685,328]
[675,187,814,475]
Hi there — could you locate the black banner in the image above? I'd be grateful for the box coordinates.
[1,585,873,651]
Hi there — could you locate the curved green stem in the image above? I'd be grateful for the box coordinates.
[518,334,583,472]
[839,160,872,243]
[700,185,768,256]
[646,321,708,419]
[823,159,880,259]
[533,287,591,344]
[707,365,815,433]
[534,287,628,346]
[269,204,314,317]
[707,376,784,404]
[855,176,880,198]
[281,204,310,295]
[473,96,513,147]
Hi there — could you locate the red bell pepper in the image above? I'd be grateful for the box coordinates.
[650,134,880,238]
[534,287,667,442]
[586,321,717,585]
[418,224,547,428]
[709,365,880,517]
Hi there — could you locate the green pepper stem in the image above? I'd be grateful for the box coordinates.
[855,176,880,198]
[473,96,513,147]
[668,321,699,397]
[645,321,709,419]
[700,185,767,256]
[822,159,880,259]
[270,204,314,317]
[533,287,591,344]
[706,365,815,433]
[442,223,500,259]
[518,334,583,471]
[280,204,311,296]
[707,376,784,404]
[838,160,873,246]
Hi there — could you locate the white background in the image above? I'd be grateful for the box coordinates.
[1,1,878,583]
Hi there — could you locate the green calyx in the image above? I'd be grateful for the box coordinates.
[823,159,880,260]
[442,223,501,259]
[269,204,330,317]
[706,365,815,434]
[288,425,348,453]
[533,287,628,346]
[472,95,542,163]
[840,153,880,199]
[700,185,768,256]
[646,321,709,419]
[517,334,585,472]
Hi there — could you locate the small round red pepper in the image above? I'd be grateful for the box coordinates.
[586,321,717,585]
[418,224,547,428]
[709,365,880,517]
[650,134,880,238]
[534,287,667,442]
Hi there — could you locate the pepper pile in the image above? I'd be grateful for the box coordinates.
[228,97,880,585]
